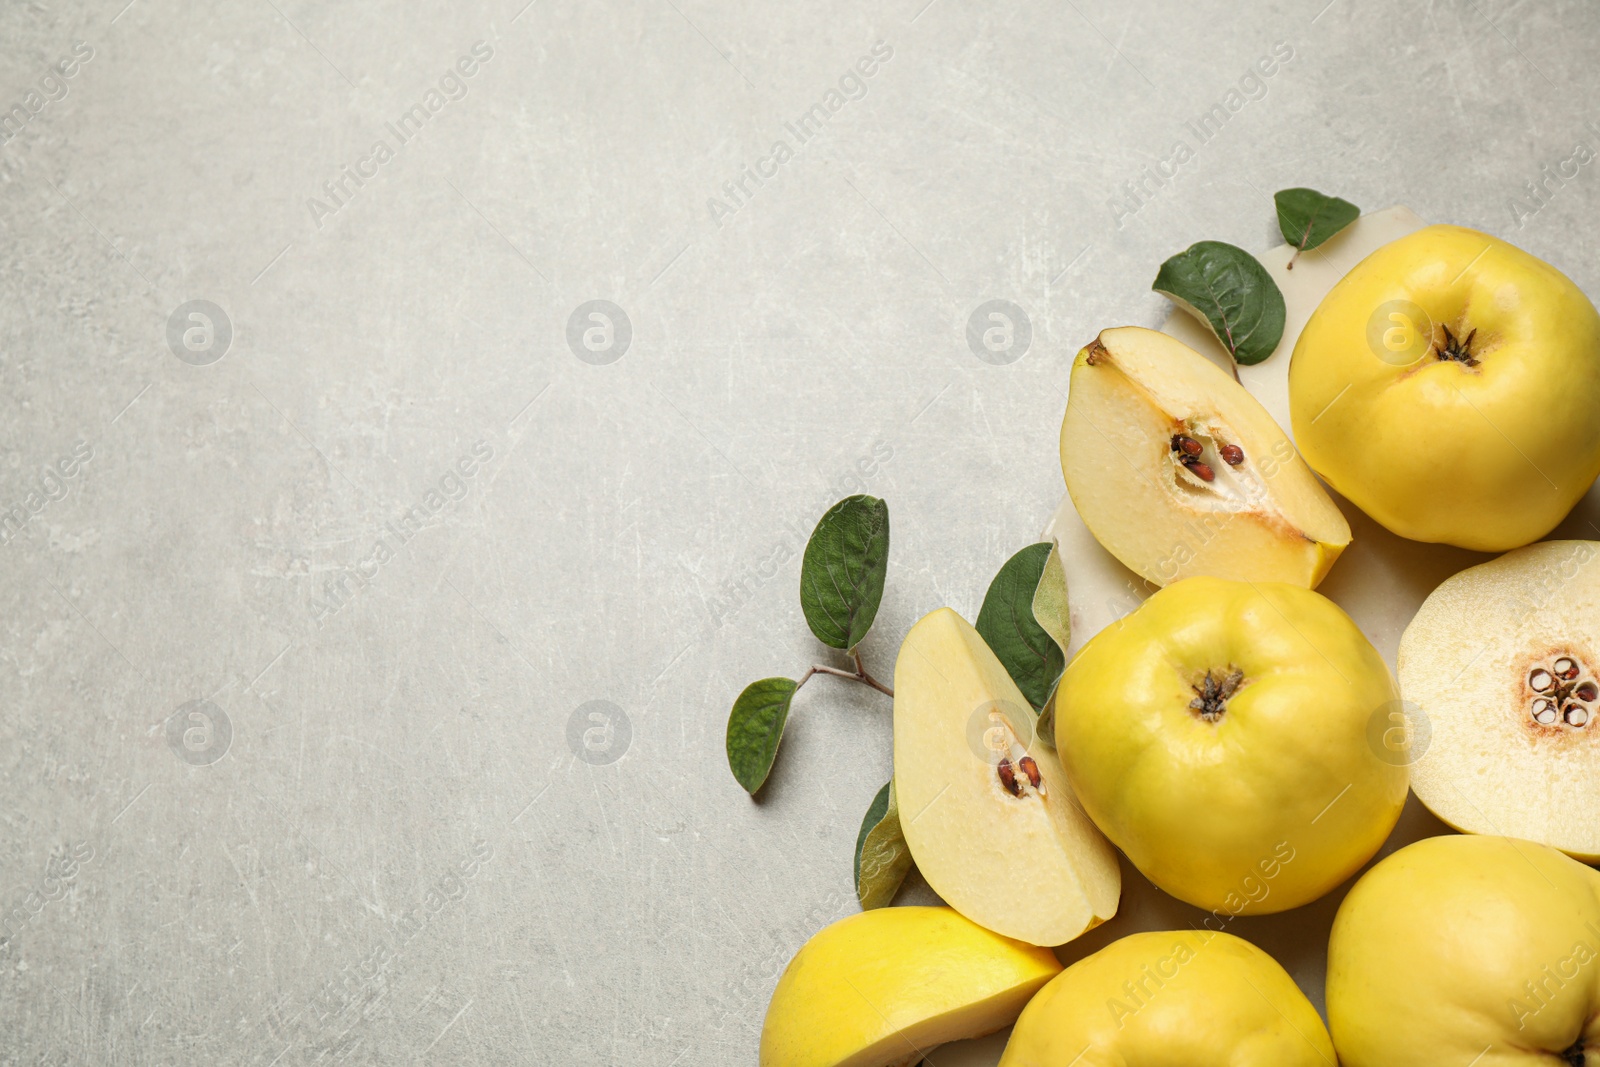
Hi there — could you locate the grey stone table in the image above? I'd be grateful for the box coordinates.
[1,1,1595,1063]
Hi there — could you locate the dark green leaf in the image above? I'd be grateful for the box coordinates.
[800,496,890,651]
[1152,241,1286,366]
[726,678,798,794]
[854,780,913,910]
[1275,188,1360,257]
[976,543,1065,713]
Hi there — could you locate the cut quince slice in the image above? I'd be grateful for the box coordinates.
[1400,539,1600,860]
[893,608,1119,947]
[759,906,1061,1067]
[1061,325,1350,588]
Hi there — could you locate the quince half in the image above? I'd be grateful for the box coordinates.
[1400,539,1600,860]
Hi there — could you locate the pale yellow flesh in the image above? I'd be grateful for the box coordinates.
[1289,224,1600,551]
[999,930,1335,1066]
[758,906,1062,1067]
[1327,834,1600,1066]
[893,607,1120,946]
[1062,326,1349,589]
[1400,540,1600,860]
[1055,576,1406,914]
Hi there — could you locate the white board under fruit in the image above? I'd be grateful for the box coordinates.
[935,207,1600,1063]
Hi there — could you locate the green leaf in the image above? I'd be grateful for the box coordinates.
[1031,539,1071,664]
[975,543,1065,713]
[1031,539,1070,748]
[1036,688,1059,751]
[854,780,913,910]
[800,495,890,651]
[726,678,798,794]
[1275,187,1360,257]
[1152,241,1286,366]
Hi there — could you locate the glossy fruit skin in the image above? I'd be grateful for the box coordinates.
[1327,834,1600,1066]
[999,930,1334,1066]
[1290,224,1600,551]
[1055,577,1406,914]
[759,906,1061,1067]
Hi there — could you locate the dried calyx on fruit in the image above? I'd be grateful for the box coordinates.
[1189,668,1245,722]
[1432,323,1479,366]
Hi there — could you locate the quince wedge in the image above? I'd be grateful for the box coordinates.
[1062,326,1349,589]
[759,906,1062,1067]
[893,608,1120,947]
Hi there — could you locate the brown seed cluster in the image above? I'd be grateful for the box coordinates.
[1171,435,1214,482]
[1171,433,1244,481]
[996,754,1044,798]
[1528,655,1595,727]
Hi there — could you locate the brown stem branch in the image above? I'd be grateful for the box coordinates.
[794,654,895,698]
[852,648,894,697]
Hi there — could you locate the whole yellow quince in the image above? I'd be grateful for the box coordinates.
[1289,224,1600,551]
[1054,576,1406,914]
[1327,834,1600,1066]
[999,930,1334,1066]
[759,906,1061,1067]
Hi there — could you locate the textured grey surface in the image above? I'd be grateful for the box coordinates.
[1,0,1598,1063]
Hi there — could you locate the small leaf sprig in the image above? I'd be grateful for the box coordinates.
[1275,187,1360,268]
[1152,186,1360,376]
[726,495,893,796]
[723,491,1075,912]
